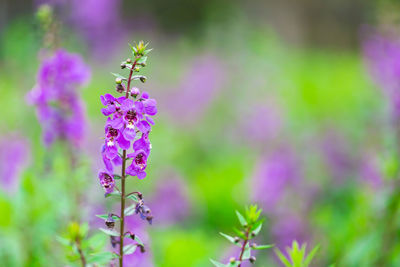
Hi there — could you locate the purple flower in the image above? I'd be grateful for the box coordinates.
[27,49,90,147]
[363,30,400,118]
[126,150,148,179]
[149,175,190,225]
[251,147,301,212]
[0,135,31,194]
[99,90,156,179]
[98,171,115,195]
[159,54,225,124]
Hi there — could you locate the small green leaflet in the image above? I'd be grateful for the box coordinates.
[124,204,136,216]
[99,228,119,236]
[111,72,127,80]
[235,210,247,226]
[210,259,228,267]
[55,236,71,246]
[252,222,262,236]
[253,244,274,250]
[87,251,116,264]
[126,194,139,202]
[123,244,137,255]
[95,214,120,221]
[105,191,121,198]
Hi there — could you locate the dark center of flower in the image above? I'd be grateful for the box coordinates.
[135,153,146,169]
[126,110,138,123]
[108,127,118,137]
[103,174,113,188]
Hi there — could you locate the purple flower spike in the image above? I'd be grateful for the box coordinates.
[98,171,115,195]
[27,49,90,148]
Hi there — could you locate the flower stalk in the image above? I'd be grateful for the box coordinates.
[97,41,156,267]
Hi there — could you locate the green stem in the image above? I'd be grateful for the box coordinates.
[119,59,138,267]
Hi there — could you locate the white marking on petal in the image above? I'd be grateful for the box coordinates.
[107,140,114,147]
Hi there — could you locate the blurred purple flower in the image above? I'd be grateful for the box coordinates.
[359,153,382,188]
[363,30,400,118]
[27,49,90,148]
[123,216,154,267]
[319,131,355,182]
[161,54,225,124]
[69,0,125,56]
[149,175,190,225]
[271,213,309,250]
[251,146,301,212]
[0,135,30,194]
[237,99,284,146]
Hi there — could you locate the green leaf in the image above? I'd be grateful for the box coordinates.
[96,214,120,221]
[304,244,320,266]
[126,194,139,202]
[143,48,153,55]
[232,227,246,239]
[99,228,119,237]
[105,191,121,198]
[210,259,228,267]
[113,174,122,180]
[87,251,115,264]
[111,72,127,80]
[251,222,262,236]
[137,56,147,64]
[253,244,274,250]
[123,244,137,255]
[275,248,292,267]
[220,232,237,244]
[131,75,147,83]
[134,235,144,246]
[236,210,247,227]
[124,204,136,216]
[129,43,137,53]
[87,233,107,251]
[56,236,71,247]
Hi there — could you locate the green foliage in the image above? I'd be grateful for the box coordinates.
[274,241,320,267]
[211,205,273,266]
[57,222,109,266]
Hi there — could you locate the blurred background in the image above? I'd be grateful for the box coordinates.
[2,0,400,266]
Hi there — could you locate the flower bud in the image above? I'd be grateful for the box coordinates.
[134,67,140,72]
[121,63,126,69]
[251,243,257,248]
[116,83,125,93]
[115,77,122,84]
[249,256,256,263]
[229,257,236,263]
[126,58,132,63]
[105,214,115,229]
[130,233,135,240]
[130,87,140,97]
[234,237,240,243]
[139,76,146,83]
[251,231,256,237]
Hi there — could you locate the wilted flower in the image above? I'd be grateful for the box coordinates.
[27,49,90,147]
